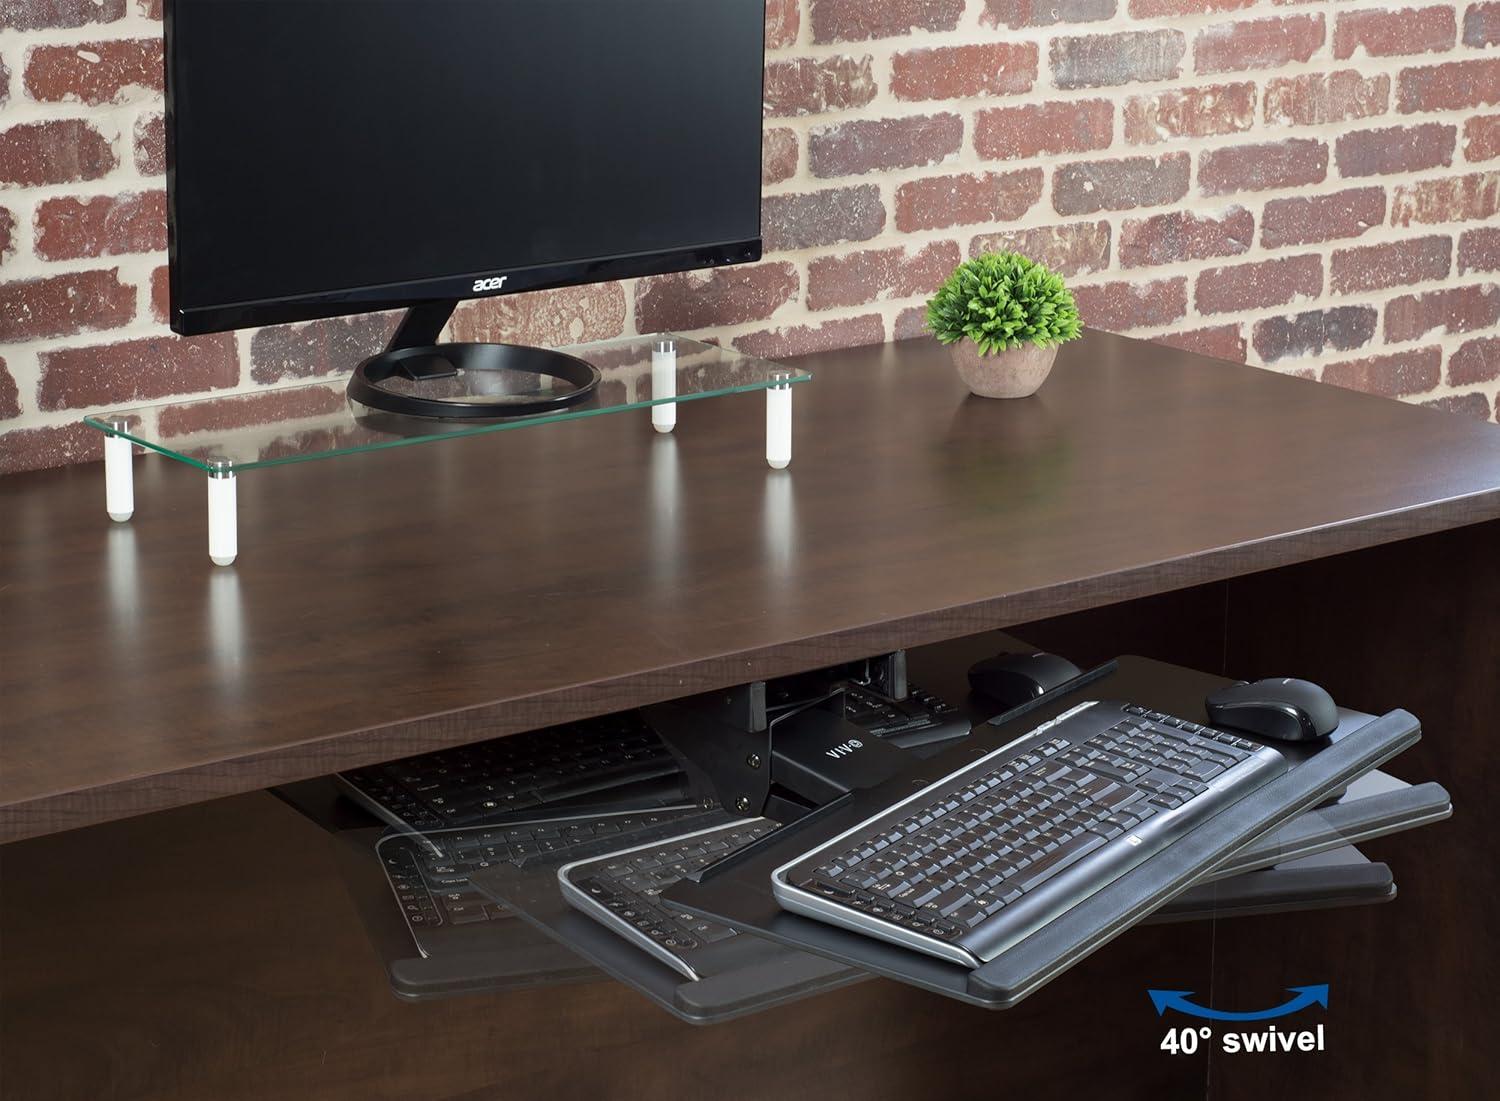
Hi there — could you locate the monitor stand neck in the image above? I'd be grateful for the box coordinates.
[385,299,459,355]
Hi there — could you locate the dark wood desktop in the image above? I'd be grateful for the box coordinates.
[2,330,1497,1099]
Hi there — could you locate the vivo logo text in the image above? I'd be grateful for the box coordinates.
[472,276,509,292]
[825,738,864,760]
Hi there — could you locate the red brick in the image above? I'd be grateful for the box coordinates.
[1196,255,1323,315]
[1261,188,1385,248]
[1397,59,1500,113]
[449,283,626,347]
[1199,139,1328,195]
[1463,1,1500,45]
[1120,207,1253,268]
[891,43,1037,100]
[1251,306,1378,362]
[1458,227,1500,273]
[983,0,1117,28]
[806,241,961,310]
[1334,7,1456,58]
[1337,122,1456,179]
[1,54,9,106]
[968,222,1112,277]
[0,206,14,266]
[1070,277,1188,332]
[34,191,166,261]
[732,314,885,359]
[0,422,103,476]
[1130,0,1254,14]
[24,39,162,106]
[895,170,1042,232]
[763,56,876,118]
[1384,284,1500,342]
[809,114,963,178]
[1464,115,1500,163]
[1123,83,1255,145]
[1390,172,1500,226]
[133,111,163,175]
[1152,324,1247,363]
[635,263,799,333]
[38,333,238,410]
[893,305,928,341]
[1449,336,1500,385]
[139,0,161,16]
[765,0,800,49]
[763,128,798,185]
[0,0,126,30]
[1195,15,1325,76]
[150,263,169,322]
[248,313,400,384]
[0,120,116,186]
[1323,348,1442,397]
[810,0,965,44]
[1053,154,1190,216]
[1264,71,1389,127]
[0,356,18,419]
[1050,31,1185,89]
[1423,392,1495,420]
[0,269,135,342]
[764,185,885,249]
[974,100,1113,161]
[1331,236,1452,294]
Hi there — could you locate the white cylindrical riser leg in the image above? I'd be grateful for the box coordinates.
[766,384,792,470]
[105,433,134,522]
[651,343,677,433]
[208,472,237,566]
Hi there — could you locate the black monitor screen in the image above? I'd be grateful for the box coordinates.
[167,0,766,334]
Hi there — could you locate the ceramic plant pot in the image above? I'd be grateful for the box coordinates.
[950,341,1058,399]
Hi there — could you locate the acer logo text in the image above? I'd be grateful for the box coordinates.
[472,276,509,292]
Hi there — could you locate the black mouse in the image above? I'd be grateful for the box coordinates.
[968,651,1082,708]
[1205,678,1339,742]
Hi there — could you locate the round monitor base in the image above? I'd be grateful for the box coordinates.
[347,342,602,420]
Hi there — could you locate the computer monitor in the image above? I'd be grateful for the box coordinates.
[165,0,766,417]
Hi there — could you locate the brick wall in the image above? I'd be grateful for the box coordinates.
[1,0,1497,474]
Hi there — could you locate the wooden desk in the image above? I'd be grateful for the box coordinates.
[2,331,1497,1099]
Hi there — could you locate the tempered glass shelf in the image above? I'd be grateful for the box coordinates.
[84,335,809,472]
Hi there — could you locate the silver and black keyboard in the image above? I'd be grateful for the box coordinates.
[772,701,1287,967]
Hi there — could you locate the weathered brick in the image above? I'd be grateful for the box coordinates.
[1196,255,1323,315]
[763,56,876,118]
[809,114,963,178]
[24,39,162,105]
[733,314,885,359]
[763,128,798,185]
[150,263,169,322]
[1331,236,1452,295]
[891,43,1037,100]
[1458,227,1500,273]
[1051,31,1185,89]
[0,0,126,31]
[38,333,238,410]
[634,263,799,332]
[1384,284,1500,342]
[1123,83,1255,144]
[1397,59,1500,113]
[1462,1,1500,45]
[1130,0,1254,15]
[133,111,163,175]
[0,206,14,266]
[159,386,348,438]
[0,269,134,342]
[1322,347,1442,396]
[1423,392,1495,420]
[1120,207,1253,268]
[1199,139,1328,195]
[765,0,800,49]
[34,191,166,260]
[763,185,885,249]
[1334,7,1456,58]
[969,222,1112,277]
[1,54,9,107]
[138,0,161,16]
[1261,188,1385,248]
[1070,277,1188,331]
[0,422,103,476]
[1152,324,1247,363]
[449,284,626,347]
[1390,172,1500,226]
[974,100,1113,161]
[1053,153,1190,216]
[894,304,929,341]
[1449,336,1500,385]
[895,169,1042,232]
[810,0,965,44]
[806,241,961,310]
[1251,306,1379,362]
[1195,15,1325,76]
[1464,115,1500,163]
[0,120,116,186]
[1264,71,1389,127]
[0,356,18,419]
[249,313,399,384]
[983,0,1116,28]
[1336,123,1456,178]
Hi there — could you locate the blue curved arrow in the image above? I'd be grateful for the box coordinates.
[1148,985,1329,1021]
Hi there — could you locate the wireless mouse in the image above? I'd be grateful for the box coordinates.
[1205,678,1339,743]
[967,651,1082,709]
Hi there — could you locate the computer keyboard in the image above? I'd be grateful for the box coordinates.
[559,819,780,980]
[772,701,1287,967]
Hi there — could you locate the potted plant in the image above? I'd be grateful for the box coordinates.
[925,252,1082,399]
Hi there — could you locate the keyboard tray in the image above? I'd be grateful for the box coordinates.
[1150,844,1396,924]
[663,656,1426,1010]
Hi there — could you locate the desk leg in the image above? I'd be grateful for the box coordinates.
[104,422,134,522]
[207,462,237,566]
[766,378,792,470]
[651,338,677,434]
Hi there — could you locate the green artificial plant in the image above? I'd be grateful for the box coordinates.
[925,252,1082,356]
